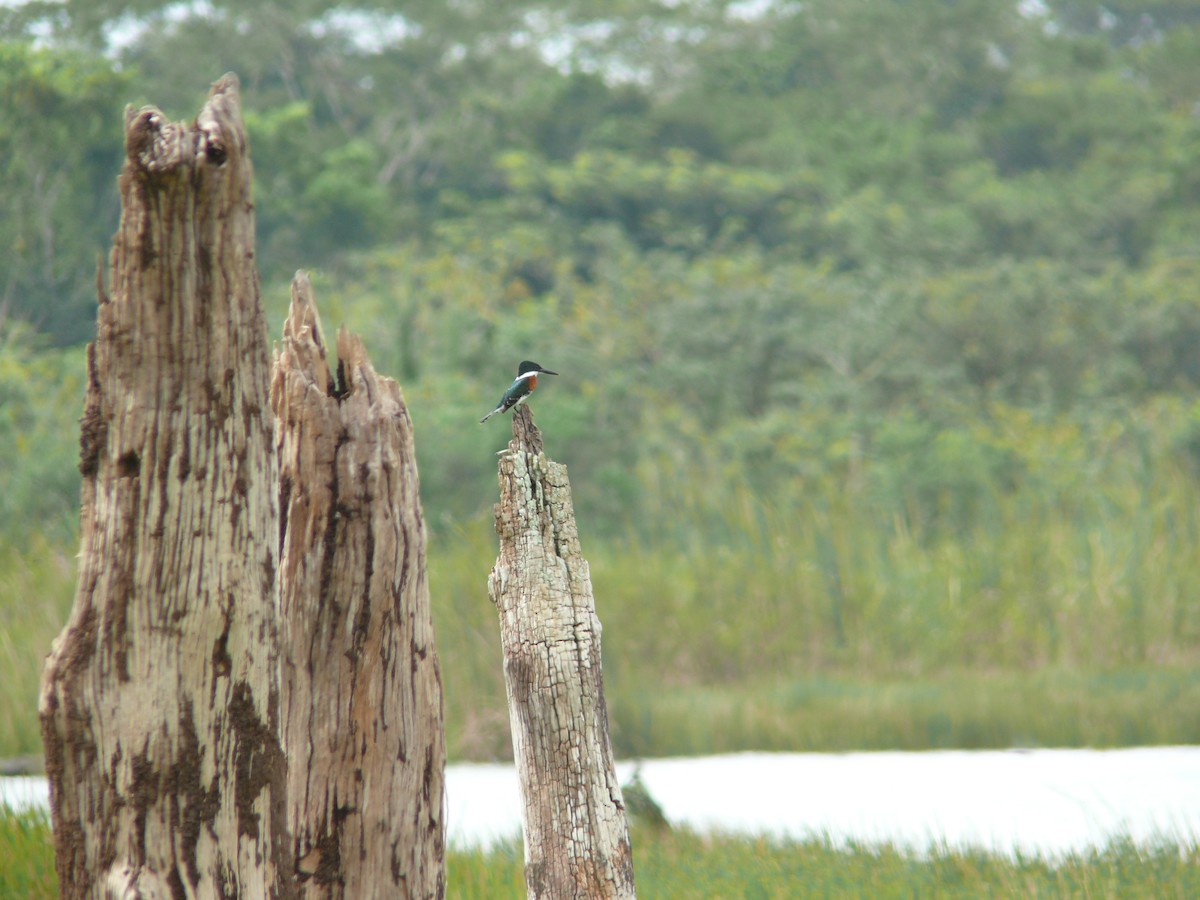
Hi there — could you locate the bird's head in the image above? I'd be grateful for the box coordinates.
[518,360,558,376]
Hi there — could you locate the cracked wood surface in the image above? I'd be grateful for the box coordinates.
[272,273,446,898]
[489,407,636,899]
[39,74,294,899]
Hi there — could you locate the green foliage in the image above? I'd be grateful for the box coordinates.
[1,0,1200,785]
[497,147,797,253]
[0,43,129,344]
[4,0,1200,363]
[0,328,83,544]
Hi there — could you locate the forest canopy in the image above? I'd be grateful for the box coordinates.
[2,0,1200,538]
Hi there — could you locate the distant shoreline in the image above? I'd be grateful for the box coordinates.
[0,756,41,777]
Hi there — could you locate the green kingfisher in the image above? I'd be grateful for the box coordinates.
[480,360,559,423]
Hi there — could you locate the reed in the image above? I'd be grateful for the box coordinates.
[4,810,1196,898]
[0,539,74,759]
[0,807,57,899]
[4,405,1199,762]
[425,419,1200,758]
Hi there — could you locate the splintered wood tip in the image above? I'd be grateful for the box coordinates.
[511,405,544,455]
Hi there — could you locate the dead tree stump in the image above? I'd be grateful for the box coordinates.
[488,406,636,899]
[39,75,294,898]
[272,272,446,898]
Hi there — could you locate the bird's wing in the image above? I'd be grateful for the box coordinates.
[502,377,533,410]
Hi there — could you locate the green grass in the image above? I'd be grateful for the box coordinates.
[5,811,1195,899]
[0,539,75,759]
[0,807,57,899]
[618,829,1200,899]
[465,829,1200,898]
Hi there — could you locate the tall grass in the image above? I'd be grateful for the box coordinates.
[3,811,1196,898]
[3,406,1199,763]
[602,432,1200,681]
[605,668,1200,757]
[0,807,57,899]
[425,409,1200,758]
[443,828,1200,899]
[0,538,75,759]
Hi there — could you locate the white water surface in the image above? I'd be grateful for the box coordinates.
[5,747,1199,858]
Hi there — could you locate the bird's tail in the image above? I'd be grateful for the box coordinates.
[480,408,500,423]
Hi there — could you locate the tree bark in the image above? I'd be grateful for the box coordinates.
[39,74,294,898]
[488,407,636,899]
[271,273,446,898]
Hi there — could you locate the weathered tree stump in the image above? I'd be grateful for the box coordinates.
[488,406,636,899]
[272,272,446,898]
[39,75,294,898]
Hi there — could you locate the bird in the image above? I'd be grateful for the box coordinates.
[480,360,559,423]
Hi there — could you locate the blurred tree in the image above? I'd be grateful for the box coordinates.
[1130,22,1200,110]
[0,326,83,543]
[0,43,128,344]
[0,0,1199,544]
[3,0,563,286]
[1041,0,1200,44]
[922,260,1125,410]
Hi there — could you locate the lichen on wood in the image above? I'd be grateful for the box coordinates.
[272,272,446,899]
[39,73,293,899]
[489,406,636,899]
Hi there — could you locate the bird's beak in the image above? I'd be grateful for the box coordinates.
[540,368,559,376]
